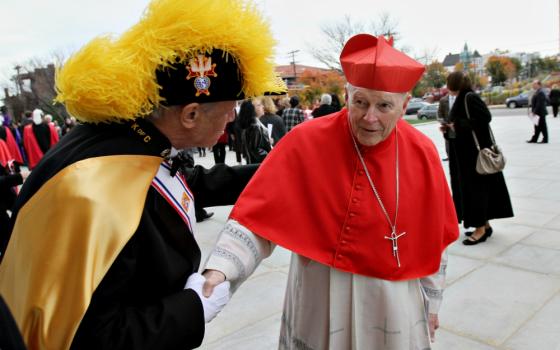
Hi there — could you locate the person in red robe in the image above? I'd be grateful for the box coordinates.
[22,109,59,169]
[0,116,23,165]
[203,34,459,349]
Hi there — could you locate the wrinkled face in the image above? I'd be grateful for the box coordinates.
[347,87,409,146]
[195,101,236,147]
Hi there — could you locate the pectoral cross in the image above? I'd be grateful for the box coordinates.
[384,228,406,267]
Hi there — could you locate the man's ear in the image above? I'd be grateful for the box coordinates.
[179,103,201,130]
[399,94,411,118]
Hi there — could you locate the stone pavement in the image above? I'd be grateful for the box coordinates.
[193,112,560,350]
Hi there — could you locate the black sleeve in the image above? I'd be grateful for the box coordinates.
[0,174,23,189]
[460,93,491,129]
[533,92,547,115]
[185,163,259,208]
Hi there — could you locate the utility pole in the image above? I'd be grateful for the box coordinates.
[14,65,22,95]
[287,50,300,84]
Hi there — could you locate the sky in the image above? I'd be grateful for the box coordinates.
[0,0,558,91]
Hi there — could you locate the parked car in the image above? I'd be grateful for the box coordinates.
[505,93,529,108]
[406,101,429,115]
[417,103,439,120]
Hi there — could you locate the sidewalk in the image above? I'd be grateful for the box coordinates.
[194,114,560,350]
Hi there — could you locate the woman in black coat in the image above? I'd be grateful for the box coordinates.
[442,71,513,245]
[549,84,560,118]
[238,100,272,164]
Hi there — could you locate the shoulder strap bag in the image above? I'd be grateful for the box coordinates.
[464,92,506,175]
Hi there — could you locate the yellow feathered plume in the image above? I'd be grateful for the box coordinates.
[55,0,286,123]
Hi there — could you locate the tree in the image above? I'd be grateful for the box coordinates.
[423,62,447,88]
[510,57,522,80]
[485,56,516,85]
[298,69,345,106]
[309,13,401,71]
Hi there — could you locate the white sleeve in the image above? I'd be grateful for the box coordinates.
[204,219,275,291]
[419,249,448,314]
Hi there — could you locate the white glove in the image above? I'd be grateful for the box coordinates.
[185,272,230,323]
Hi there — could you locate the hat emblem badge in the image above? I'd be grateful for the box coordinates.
[186,55,218,96]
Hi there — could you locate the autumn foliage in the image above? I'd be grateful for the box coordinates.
[297,69,346,106]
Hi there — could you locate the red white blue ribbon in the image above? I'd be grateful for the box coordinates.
[151,161,196,234]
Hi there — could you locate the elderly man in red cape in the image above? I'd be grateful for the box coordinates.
[203,34,459,349]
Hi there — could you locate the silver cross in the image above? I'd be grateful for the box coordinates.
[384,228,406,267]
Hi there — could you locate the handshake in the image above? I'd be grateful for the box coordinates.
[184,270,229,323]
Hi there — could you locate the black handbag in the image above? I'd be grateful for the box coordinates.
[464,93,506,175]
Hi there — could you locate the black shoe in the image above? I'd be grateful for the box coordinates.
[196,210,214,223]
[526,140,537,143]
[538,141,548,144]
[463,231,489,245]
[465,226,492,237]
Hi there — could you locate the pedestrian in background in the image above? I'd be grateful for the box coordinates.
[213,127,228,164]
[445,71,513,245]
[239,100,272,164]
[330,93,342,112]
[282,96,305,132]
[438,93,455,161]
[527,80,549,143]
[311,93,337,118]
[258,96,286,145]
[548,84,560,118]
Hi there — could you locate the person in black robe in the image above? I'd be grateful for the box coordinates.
[443,71,513,245]
[311,93,337,118]
[0,1,286,349]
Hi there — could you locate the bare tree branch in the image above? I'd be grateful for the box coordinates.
[308,13,401,71]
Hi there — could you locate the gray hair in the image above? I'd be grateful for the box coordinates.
[320,93,332,105]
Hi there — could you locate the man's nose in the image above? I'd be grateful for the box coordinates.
[363,107,379,122]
